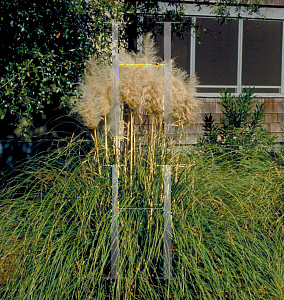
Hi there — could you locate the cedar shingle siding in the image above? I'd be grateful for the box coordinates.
[187,97,284,144]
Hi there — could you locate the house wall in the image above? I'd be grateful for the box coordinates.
[184,97,284,144]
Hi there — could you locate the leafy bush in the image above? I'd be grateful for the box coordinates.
[201,88,275,150]
[0,0,98,138]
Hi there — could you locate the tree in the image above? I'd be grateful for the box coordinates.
[0,0,96,138]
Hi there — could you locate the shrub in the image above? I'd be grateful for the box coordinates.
[0,0,136,139]
[200,87,276,150]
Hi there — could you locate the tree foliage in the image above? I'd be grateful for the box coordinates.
[0,0,97,138]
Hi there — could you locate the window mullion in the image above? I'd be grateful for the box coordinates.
[237,18,243,94]
[281,21,284,94]
[190,17,196,77]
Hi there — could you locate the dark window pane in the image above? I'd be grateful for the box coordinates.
[242,88,280,94]
[197,87,236,93]
[196,18,238,86]
[242,20,282,86]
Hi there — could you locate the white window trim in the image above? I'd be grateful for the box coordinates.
[137,3,284,98]
[282,21,284,95]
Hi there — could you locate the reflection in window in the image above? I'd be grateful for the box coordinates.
[195,18,238,86]
[197,87,236,93]
[242,20,282,87]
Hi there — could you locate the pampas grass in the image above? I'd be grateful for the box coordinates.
[69,31,201,220]
[70,56,112,129]
[70,32,201,130]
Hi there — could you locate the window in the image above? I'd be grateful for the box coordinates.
[138,4,284,97]
[242,20,282,92]
[195,18,238,88]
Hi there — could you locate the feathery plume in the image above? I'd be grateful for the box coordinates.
[69,32,201,129]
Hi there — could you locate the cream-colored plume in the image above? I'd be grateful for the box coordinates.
[70,32,201,129]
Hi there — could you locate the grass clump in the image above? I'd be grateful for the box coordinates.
[0,127,284,299]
